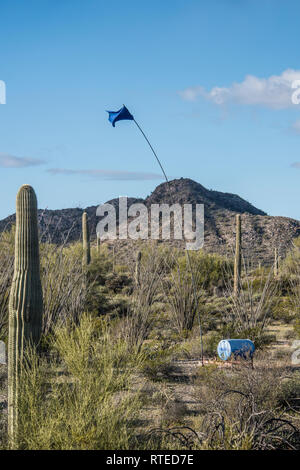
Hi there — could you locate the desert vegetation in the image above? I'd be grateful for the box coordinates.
[0,186,299,450]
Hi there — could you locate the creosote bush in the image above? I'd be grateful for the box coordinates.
[175,250,233,293]
[10,315,144,450]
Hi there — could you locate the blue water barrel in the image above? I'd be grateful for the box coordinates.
[217,339,255,361]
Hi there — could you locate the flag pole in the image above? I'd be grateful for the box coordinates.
[132,116,205,367]
[133,119,169,184]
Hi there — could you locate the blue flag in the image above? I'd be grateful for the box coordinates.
[106,105,134,127]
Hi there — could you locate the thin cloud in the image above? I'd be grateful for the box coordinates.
[291,119,300,134]
[0,153,45,168]
[179,69,300,109]
[47,168,163,181]
[291,162,300,168]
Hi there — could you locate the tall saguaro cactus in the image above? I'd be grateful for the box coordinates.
[82,211,91,266]
[8,184,43,446]
[233,214,241,296]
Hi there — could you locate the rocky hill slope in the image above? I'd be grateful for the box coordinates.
[0,178,299,264]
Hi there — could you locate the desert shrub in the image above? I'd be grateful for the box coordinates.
[175,250,233,293]
[140,340,178,382]
[115,264,130,274]
[129,242,175,281]
[279,371,300,410]
[271,296,296,323]
[147,361,300,450]
[121,245,167,352]
[41,242,89,335]
[282,237,300,275]
[11,315,144,450]
[202,332,222,357]
[121,302,154,353]
[86,248,113,284]
[243,276,266,292]
[192,362,300,450]
[105,272,132,293]
[172,335,206,360]
[283,241,300,337]
[139,243,177,275]
[0,229,14,340]
[0,230,89,339]
[164,251,231,335]
[84,249,132,316]
[223,265,278,333]
[276,275,295,296]
[199,296,227,332]
[165,259,205,334]
[85,284,112,316]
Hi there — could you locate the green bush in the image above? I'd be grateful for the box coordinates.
[10,315,144,450]
[140,340,178,382]
[175,250,233,292]
[281,237,300,275]
[271,296,296,323]
[105,272,132,293]
[279,372,300,410]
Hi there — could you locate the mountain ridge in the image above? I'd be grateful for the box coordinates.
[0,178,299,264]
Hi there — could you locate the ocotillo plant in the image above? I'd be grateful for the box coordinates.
[274,247,279,277]
[233,214,241,296]
[82,211,91,266]
[135,250,142,287]
[8,184,43,446]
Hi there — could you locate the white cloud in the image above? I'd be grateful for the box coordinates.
[47,168,163,181]
[179,69,300,109]
[0,153,45,168]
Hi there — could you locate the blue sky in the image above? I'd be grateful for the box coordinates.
[1,0,300,220]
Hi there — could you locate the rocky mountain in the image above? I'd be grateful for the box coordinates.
[0,178,299,264]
